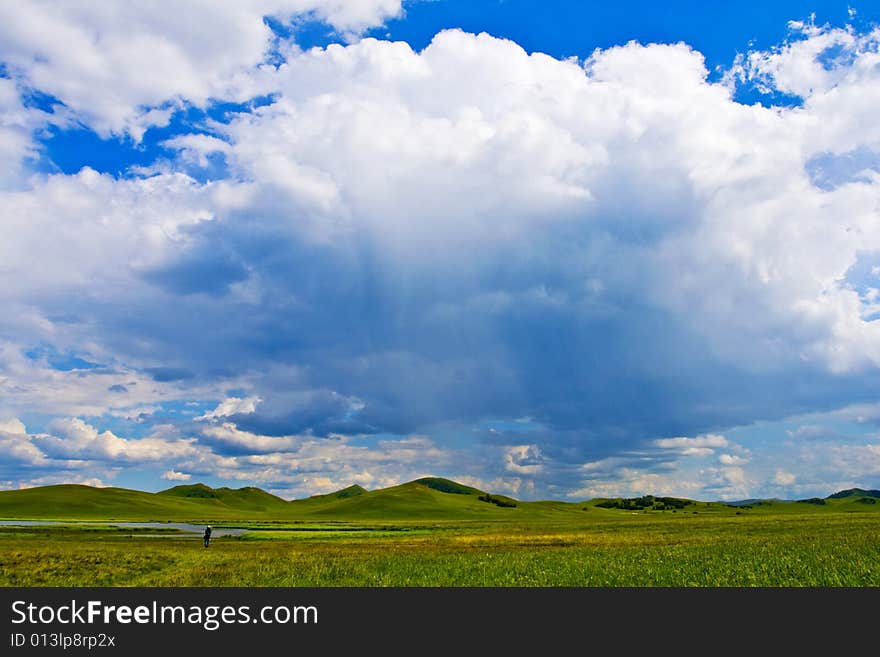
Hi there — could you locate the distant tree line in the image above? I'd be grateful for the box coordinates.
[478,493,517,508]
[595,495,692,511]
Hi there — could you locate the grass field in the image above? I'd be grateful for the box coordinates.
[2,479,879,586]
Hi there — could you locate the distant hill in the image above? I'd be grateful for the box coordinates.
[726,498,787,507]
[302,484,367,502]
[0,484,224,521]
[412,477,482,495]
[826,488,880,499]
[726,499,770,507]
[158,483,288,512]
[1,479,879,521]
[287,479,526,520]
[0,478,539,521]
[159,483,220,499]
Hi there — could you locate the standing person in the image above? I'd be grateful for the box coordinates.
[203,525,212,548]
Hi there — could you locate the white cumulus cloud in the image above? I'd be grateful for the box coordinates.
[2,16,880,498]
[655,434,729,451]
[196,396,263,421]
[774,470,797,486]
[0,1,403,137]
[161,470,192,482]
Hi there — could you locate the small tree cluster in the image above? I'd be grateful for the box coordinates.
[478,493,517,508]
[595,495,692,511]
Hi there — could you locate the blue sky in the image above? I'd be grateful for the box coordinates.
[1,1,880,500]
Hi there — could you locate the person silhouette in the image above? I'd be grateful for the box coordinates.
[203,525,212,548]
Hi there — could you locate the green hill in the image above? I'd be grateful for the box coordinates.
[412,477,482,495]
[0,478,575,522]
[158,483,220,500]
[0,484,222,521]
[292,480,518,520]
[1,479,879,522]
[826,488,880,499]
[301,484,367,503]
[0,483,293,521]
[158,483,288,512]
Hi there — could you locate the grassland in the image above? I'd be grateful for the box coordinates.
[1,479,879,586]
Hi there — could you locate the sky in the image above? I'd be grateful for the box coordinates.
[1,1,880,501]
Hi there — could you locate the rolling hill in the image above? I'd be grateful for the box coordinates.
[158,483,289,512]
[0,477,541,521]
[826,488,880,499]
[0,478,879,521]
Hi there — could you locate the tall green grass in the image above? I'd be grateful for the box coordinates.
[2,513,878,586]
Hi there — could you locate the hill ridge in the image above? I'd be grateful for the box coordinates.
[826,487,880,499]
[304,484,367,502]
[1,478,879,521]
[411,477,483,495]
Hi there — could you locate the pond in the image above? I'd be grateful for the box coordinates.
[0,520,247,537]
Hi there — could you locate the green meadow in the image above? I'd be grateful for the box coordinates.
[1,478,879,586]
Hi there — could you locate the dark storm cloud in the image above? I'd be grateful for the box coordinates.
[100,207,880,463]
[144,367,195,382]
[4,20,880,500]
[143,247,248,297]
